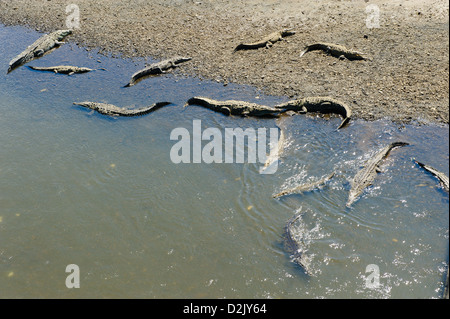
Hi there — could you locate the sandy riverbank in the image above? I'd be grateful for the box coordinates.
[0,0,448,124]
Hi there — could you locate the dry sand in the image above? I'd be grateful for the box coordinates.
[0,0,448,124]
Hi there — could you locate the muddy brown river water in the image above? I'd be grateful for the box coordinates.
[0,25,448,298]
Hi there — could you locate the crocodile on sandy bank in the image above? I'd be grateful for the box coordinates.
[185,97,283,118]
[299,43,367,61]
[284,212,310,274]
[275,96,352,129]
[413,159,449,192]
[73,101,172,117]
[28,65,94,75]
[274,171,336,198]
[7,30,72,73]
[346,142,409,207]
[124,56,192,87]
[233,29,296,52]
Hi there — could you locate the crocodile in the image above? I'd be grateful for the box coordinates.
[7,30,72,73]
[412,159,449,299]
[233,28,296,52]
[346,142,409,207]
[274,171,336,198]
[28,65,93,75]
[124,56,192,87]
[275,96,352,129]
[284,212,309,274]
[73,101,172,117]
[413,159,449,192]
[299,43,367,61]
[185,97,283,117]
[262,126,285,170]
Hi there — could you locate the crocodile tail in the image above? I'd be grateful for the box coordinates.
[127,102,172,116]
[412,158,425,168]
[299,46,310,57]
[154,101,172,108]
[337,117,351,130]
[390,142,409,148]
[233,44,243,53]
[148,102,172,112]
[385,142,409,156]
[326,171,336,181]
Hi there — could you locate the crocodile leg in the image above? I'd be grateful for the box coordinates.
[34,49,45,57]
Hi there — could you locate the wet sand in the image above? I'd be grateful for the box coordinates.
[0,0,448,124]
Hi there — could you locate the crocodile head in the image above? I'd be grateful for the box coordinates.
[174,56,192,64]
[73,101,96,110]
[58,30,73,39]
[351,51,367,60]
[346,193,357,208]
[281,28,296,37]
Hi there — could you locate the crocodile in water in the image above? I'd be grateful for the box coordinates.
[274,171,336,198]
[284,212,310,274]
[346,142,409,207]
[73,101,172,117]
[7,30,72,73]
[262,126,285,170]
[28,65,93,75]
[412,161,450,299]
[413,159,449,192]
